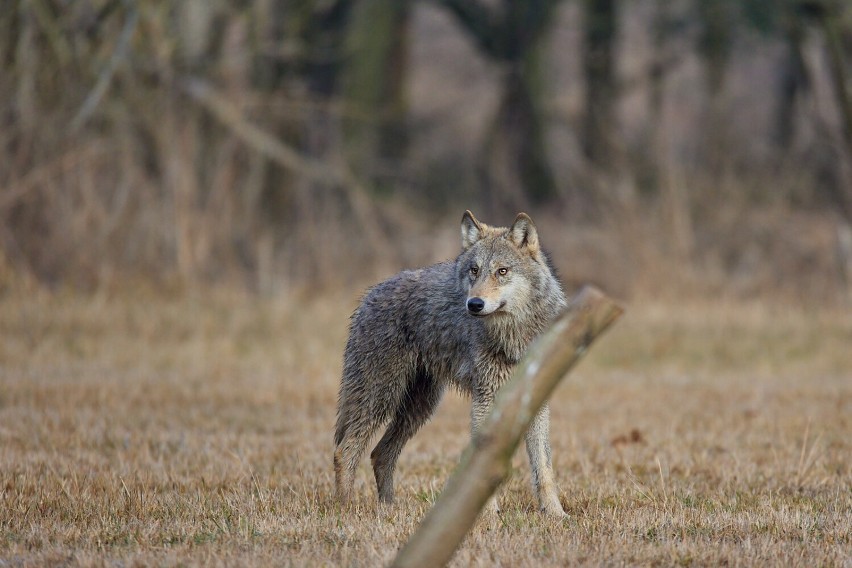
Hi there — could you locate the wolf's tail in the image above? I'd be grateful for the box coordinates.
[333,407,347,446]
[333,378,350,446]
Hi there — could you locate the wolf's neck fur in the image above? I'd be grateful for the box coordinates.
[482,279,567,364]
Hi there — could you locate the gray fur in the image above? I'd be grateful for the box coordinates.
[333,211,568,516]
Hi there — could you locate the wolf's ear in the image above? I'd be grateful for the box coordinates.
[461,210,484,250]
[508,212,540,254]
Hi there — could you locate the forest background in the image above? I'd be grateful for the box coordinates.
[3,0,852,300]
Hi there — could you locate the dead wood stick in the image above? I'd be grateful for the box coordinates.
[391,285,624,568]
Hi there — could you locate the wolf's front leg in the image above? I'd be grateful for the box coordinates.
[470,395,500,517]
[525,404,566,517]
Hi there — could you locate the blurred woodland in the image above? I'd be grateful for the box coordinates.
[3,0,852,300]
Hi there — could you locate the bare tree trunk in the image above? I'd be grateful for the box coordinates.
[775,9,808,151]
[837,220,852,302]
[647,0,691,261]
[391,286,624,568]
[814,2,852,220]
[344,0,410,180]
[695,0,734,173]
[438,0,560,208]
[582,0,617,166]
[479,60,557,215]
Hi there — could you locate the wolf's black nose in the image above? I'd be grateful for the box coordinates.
[467,297,485,313]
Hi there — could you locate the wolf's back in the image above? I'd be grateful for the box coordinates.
[346,261,463,346]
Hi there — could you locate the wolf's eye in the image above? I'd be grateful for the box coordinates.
[470,265,479,277]
[497,267,509,277]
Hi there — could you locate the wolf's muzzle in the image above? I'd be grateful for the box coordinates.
[467,297,485,314]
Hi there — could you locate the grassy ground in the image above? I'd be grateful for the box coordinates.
[1,287,850,566]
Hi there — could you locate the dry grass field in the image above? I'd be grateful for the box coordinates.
[1,286,850,566]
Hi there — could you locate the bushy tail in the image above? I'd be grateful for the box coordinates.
[333,405,347,446]
[333,373,352,446]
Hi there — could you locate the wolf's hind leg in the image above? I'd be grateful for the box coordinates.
[334,425,373,506]
[525,403,565,516]
[334,382,390,505]
[371,374,443,504]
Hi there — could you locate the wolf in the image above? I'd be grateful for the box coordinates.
[333,210,568,516]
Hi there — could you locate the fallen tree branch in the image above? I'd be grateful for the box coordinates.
[391,285,624,568]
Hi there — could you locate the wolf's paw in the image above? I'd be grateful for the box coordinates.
[539,496,567,518]
[541,506,568,519]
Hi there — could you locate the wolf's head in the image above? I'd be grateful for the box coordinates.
[457,210,560,320]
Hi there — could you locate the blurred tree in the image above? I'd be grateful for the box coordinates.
[740,0,852,229]
[696,0,736,97]
[695,0,737,170]
[582,0,618,167]
[816,3,852,149]
[648,0,693,260]
[254,0,359,283]
[343,0,411,187]
[437,0,560,211]
[739,0,810,151]
[775,5,809,150]
[251,0,353,152]
[811,0,852,218]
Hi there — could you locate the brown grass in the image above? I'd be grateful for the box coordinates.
[1,287,850,566]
